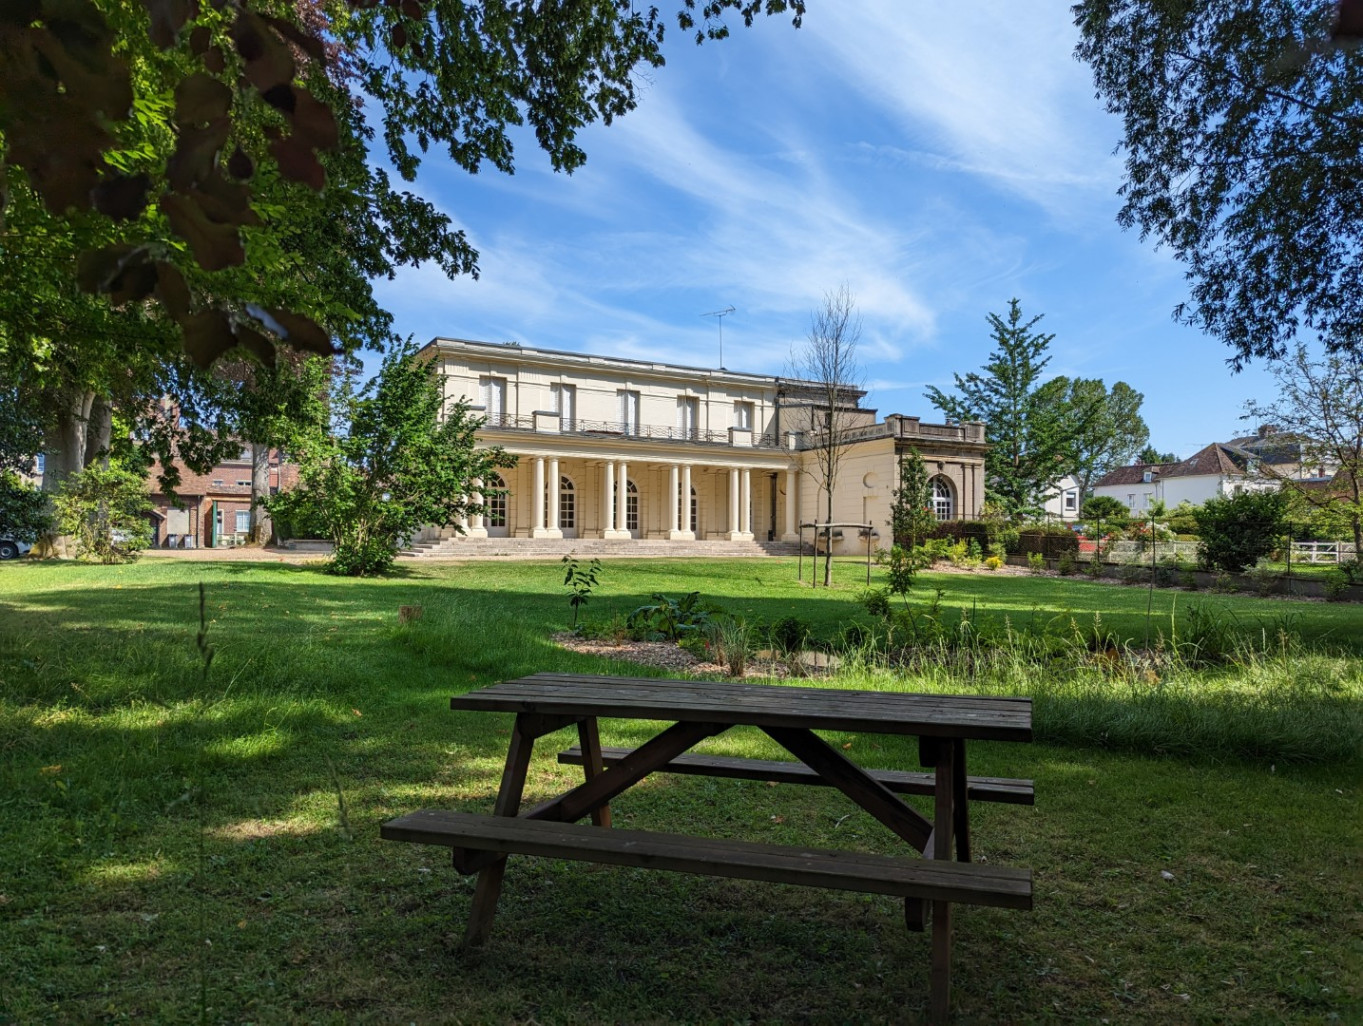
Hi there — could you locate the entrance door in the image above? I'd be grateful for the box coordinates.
[626,479,640,538]
[559,476,578,539]
[485,473,510,537]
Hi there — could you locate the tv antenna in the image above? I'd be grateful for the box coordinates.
[701,305,736,369]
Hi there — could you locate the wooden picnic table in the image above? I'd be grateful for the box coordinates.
[382,673,1034,1023]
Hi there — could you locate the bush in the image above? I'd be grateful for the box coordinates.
[1339,558,1363,585]
[1027,551,1045,574]
[54,464,152,564]
[984,555,1003,571]
[1323,569,1351,601]
[1056,551,1077,576]
[1193,490,1290,572]
[1081,495,1128,521]
[627,592,712,641]
[769,615,810,654]
[860,588,891,620]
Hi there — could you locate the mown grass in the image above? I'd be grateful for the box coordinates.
[0,557,1359,1024]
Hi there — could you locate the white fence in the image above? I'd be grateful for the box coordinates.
[1084,539,1356,564]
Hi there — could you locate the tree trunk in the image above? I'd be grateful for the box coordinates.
[83,397,112,467]
[823,483,833,587]
[42,391,94,494]
[250,441,272,545]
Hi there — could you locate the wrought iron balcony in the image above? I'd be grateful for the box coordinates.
[475,411,780,448]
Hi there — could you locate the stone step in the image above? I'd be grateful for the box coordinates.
[399,536,802,560]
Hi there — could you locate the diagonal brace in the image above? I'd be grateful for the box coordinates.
[524,720,727,824]
[762,725,932,851]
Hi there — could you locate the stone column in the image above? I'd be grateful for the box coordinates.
[603,461,615,536]
[681,464,694,539]
[467,477,488,538]
[782,468,798,541]
[610,460,630,538]
[548,458,561,531]
[604,460,628,539]
[740,467,752,537]
[667,464,682,538]
[531,456,560,538]
[728,468,741,540]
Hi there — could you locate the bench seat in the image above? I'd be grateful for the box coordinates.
[558,745,1035,805]
[381,809,1032,910]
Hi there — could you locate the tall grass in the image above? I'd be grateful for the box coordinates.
[829,602,1361,764]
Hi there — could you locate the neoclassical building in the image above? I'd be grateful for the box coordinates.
[415,338,985,552]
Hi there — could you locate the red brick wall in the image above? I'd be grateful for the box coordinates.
[146,450,299,546]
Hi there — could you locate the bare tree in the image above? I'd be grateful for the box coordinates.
[791,284,864,586]
[1244,345,1363,556]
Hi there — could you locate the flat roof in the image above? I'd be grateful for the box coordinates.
[423,336,867,397]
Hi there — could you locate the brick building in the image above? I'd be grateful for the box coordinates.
[147,449,298,547]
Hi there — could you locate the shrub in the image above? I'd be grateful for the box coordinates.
[1323,569,1351,602]
[1056,551,1077,576]
[769,614,812,654]
[561,554,603,627]
[1027,551,1045,574]
[860,588,891,620]
[1209,572,1238,594]
[1081,495,1128,521]
[54,464,152,564]
[1180,568,1200,590]
[1118,559,1148,585]
[627,592,712,641]
[1193,490,1290,572]
[984,555,1003,571]
[1339,558,1362,585]
[1245,559,1282,597]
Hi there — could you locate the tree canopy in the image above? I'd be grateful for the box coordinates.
[1074,0,1363,368]
[1060,378,1149,498]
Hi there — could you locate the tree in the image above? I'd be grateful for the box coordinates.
[1073,1,1363,368]
[1062,378,1150,498]
[889,447,936,550]
[791,284,863,586]
[1193,489,1291,571]
[269,343,514,576]
[926,299,1087,519]
[1244,345,1363,554]
[0,472,52,545]
[1138,444,1178,465]
[1081,495,1129,521]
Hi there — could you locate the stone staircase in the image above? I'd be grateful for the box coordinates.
[400,536,802,560]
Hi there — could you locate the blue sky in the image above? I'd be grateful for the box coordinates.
[368,2,1279,460]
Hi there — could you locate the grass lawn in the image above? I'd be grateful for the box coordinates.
[1,557,1359,1024]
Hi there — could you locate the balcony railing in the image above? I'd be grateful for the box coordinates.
[476,412,780,448]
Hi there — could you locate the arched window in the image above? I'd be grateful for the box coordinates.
[626,479,640,532]
[485,473,509,536]
[932,477,955,521]
[690,486,698,533]
[559,475,576,530]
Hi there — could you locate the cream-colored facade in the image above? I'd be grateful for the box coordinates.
[418,338,986,553]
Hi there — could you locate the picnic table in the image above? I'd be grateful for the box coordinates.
[382,673,1034,1022]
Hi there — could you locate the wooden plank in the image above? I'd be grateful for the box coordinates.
[450,675,1032,742]
[380,810,1033,909]
[762,725,933,851]
[557,747,1035,805]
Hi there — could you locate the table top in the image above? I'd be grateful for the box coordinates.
[451,673,1032,742]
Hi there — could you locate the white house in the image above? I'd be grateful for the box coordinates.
[1041,475,1082,521]
[414,338,987,553]
[1091,428,1337,512]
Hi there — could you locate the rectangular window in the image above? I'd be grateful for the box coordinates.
[212,479,224,487]
[479,376,508,424]
[734,401,753,431]
[619,390,640,435]
[1127,493,1136,509]
[234,510,251,533]
[237,480,251,487]
[677,396,698,439]
[1063,489,1078,512]
[551,383,576,430]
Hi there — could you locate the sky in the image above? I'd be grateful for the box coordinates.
[367,2,1281,461]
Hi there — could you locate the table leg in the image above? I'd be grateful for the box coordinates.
[952,740,970,863]
[576,716,613,828]
[463,713,537,946]
[929,737,957,1022]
